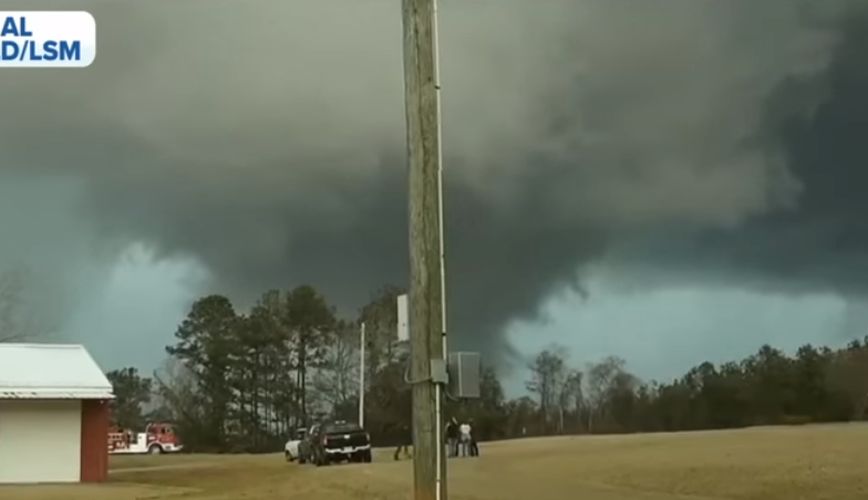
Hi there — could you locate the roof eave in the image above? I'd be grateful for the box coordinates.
[0,389,115,400]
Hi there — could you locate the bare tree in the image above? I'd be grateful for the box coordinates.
[358,286,405,379]
[0,269,41,342]
[312,320,359,416]
[585,356,626,433]
[526,347,567,431]
[561,370,583,432]
[152,357,210,447]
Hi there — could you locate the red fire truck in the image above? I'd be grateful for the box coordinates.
[108,422,183,455]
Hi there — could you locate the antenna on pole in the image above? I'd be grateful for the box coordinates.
[397,294,409,342]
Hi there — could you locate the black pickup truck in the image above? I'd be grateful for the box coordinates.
[308,420,372,466]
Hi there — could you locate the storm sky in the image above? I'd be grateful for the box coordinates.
[2,0,868,390]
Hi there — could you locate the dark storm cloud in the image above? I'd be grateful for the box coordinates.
[609,6,868,311]
[0,0,858,365]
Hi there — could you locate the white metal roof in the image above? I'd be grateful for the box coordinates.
[0,343,114,400]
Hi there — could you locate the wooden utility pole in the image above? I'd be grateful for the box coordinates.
[402,1,447,500]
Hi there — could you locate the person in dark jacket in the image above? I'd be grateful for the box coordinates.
[394,423,412,461]
[469,418,479,457]
[445,417,459,457]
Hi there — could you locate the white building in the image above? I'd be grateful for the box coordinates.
[0,343,114,484]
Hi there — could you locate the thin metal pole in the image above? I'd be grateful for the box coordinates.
[432,1,447,499]
[359,322,366,428]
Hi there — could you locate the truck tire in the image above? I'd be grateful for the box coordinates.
[148,444,163,455]
[363,450,372,463]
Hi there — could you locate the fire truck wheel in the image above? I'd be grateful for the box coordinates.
[148,445,163,455]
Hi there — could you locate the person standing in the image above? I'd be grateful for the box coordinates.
[469,418,479,457]
[446,417,459,457]
[459,420,471,457]
[394,422,412,461]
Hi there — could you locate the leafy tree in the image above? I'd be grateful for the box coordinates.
[166,294,239,449]
[106,367,152,430]
[792,345,829,419]
[364,351,412,445]
[827,339,868,420]
[741,345,796,424]
[607,370,639,431]
[286,285,336,426]
[236,291,295,450]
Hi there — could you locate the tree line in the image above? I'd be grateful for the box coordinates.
[522,340,868,435]
[103,283,868,453]
[109,285,416,452]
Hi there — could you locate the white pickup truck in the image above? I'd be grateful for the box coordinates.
[284,428,307,462]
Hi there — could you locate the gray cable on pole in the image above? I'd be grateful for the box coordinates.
[432,1,447,499]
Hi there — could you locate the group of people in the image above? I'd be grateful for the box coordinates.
[392,418,480,461]
[445,417,478,457]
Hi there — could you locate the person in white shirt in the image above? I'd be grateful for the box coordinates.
[459,421,471,457]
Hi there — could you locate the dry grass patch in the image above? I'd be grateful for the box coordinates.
[3,424,868,499]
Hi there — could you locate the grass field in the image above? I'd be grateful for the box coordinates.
[4,423,868,500]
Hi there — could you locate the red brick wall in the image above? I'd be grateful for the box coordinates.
[80,399,110,482]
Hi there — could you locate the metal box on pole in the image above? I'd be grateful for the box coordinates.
[447,352,480,399]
